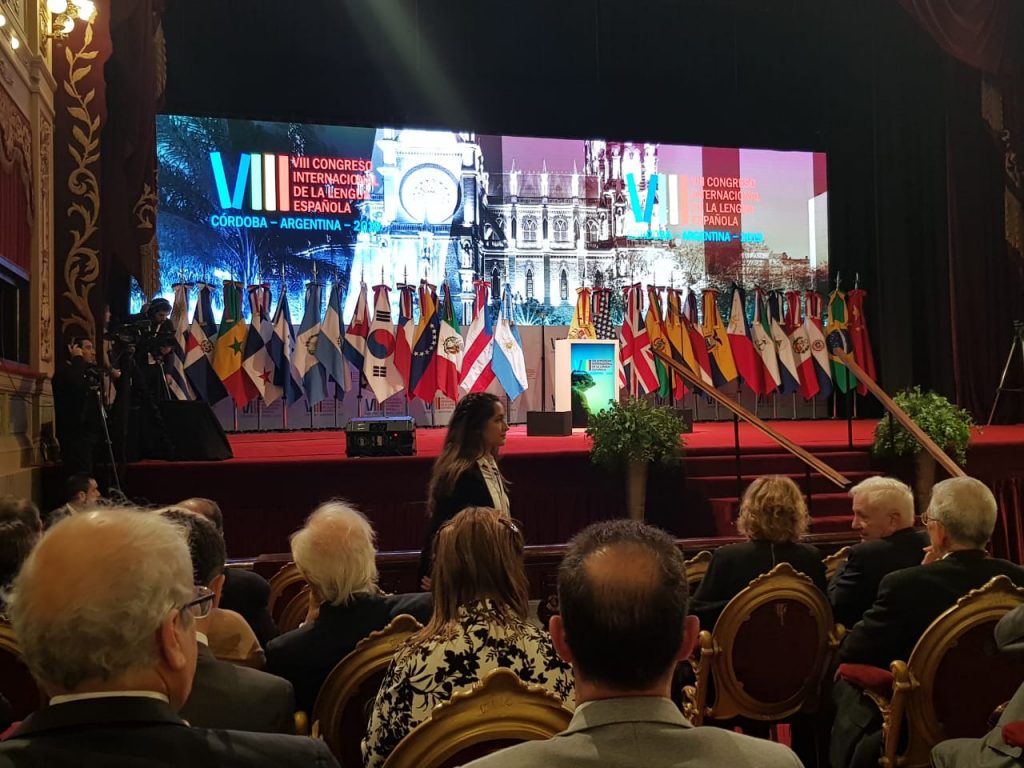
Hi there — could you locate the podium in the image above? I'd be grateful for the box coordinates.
[554,339,620,427]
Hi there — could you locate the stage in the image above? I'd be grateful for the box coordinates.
[122,420,1024,561]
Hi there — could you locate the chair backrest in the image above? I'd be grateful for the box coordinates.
[823,545,851,582]
[0,621,41,721]
[884,575,1024,768]
[311,613,423,766]
[686,562,842,725]
[684,550,713,592]
[381,667,573,768]
[277,584,312,634]
[267,562,307,622]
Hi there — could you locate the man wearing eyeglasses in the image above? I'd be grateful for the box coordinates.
[0,509,339,768]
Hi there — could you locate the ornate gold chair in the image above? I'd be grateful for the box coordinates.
[823,545,851,582]
[684,562,844,728]
[311,613,423,766]
[0,621,42,721]
[277,584,312,634]
[267,562,307,623]
[381,668,573,768]
[684,550,714,592]
[860,575,1024,768]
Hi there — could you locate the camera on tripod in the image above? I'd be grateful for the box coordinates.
[105,318,174,356]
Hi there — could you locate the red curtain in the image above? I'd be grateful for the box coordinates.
[897,0,1024,75]
[0,161,30,275]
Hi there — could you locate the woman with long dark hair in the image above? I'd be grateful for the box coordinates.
[417,392,510,584]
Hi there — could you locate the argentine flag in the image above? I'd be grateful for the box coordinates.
[491,286,528,401]
[295,282,327,407]
[316,282,348,396]
[268,288,305,405]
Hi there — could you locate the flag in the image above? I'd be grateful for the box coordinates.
[751,287,781,395]
[184,283,228,403]
[785,290,819,400]
[682,289,715,386]
[768,290,801,395]
[593,288,616,340]
[437,282,465,402]
[664,288,701,397]
[395,283,417,397]
[343,281,370,393]
[364,284,404,402]
[241,284,282,406]
[268,286,304,405]
[212,281,258,408]
[644,286,671,398]
[491,285,529,400]
[726,284,765,396]
[316,282,348,397]
[847,288,877,395]
[410,281,440,402]
[568,287,597,339]
[168,283,193,400]
[618,283,659,396]
[460,279,495,393]
[803,291,833,400]
[701,289,738,387]
[294,282,328,407]
[827,288,858,394]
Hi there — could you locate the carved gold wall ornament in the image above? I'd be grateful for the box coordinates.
[40,117,52,363]
[0,78,34,220]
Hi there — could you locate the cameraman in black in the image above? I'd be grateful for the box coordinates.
[52,337,104,476]
[133,298,176,401]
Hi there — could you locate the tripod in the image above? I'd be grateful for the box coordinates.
[987,320,1024,426]
[91,385,122,493]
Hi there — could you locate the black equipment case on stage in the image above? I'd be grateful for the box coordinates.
[345,416,416,457]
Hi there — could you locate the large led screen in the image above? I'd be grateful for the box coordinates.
[155,115,829,323]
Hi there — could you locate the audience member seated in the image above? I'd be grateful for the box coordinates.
[160,508,296,733]
[832,476,1024,768]
[177,497,279,646]
[266,500,432,714]
[829,476,929,628]
[690,475,827,629]
[931,602,1024,767]
[460,519,801,768]
[362,507,574,768]
[0,498,42,616]
[44,474,101,530]
[0,508,339,767]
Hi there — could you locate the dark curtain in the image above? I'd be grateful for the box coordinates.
[0,163,31,275]
[896,0,1024,75]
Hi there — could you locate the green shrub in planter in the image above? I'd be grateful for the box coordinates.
[871,386,974,466]
[586,397,686,468]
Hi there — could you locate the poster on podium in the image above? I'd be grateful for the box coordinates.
[554,339,619,427]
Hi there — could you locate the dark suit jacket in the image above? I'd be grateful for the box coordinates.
[838,550,1024,668]
[266,591,433,714]
[690,540,828,630]
[418,466,495,580]
[220,568,278,646]
[828,527,930,628]
[180,642,295,733]
[0,696,338,767]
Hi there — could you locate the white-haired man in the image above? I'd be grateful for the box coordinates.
[831,477,1024,768]
[829,476,929,627]
[265,500,432,713]
[0,509,339,768]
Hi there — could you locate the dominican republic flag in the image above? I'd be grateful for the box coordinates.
[437,282,464,402]
[644,286,671,398]
[619,283,659,396]
[242,284,282,406]
[847,288,877,395]
[681,289,714,386]
[826,289,858,394]
[752,287,781,395]
[213,281,258,408]
[701,290,738,387]
[804,291,834,400]
[410,281,441,402]
[568,287,596,339]
[460,279,495,394]
[342,282,370,393]
[491,285,528,400]
[168,283,193,400]
[726,284,765,396]
[395,283,416,398]
[768,290,801,395]
[268,286,305,406]
[364,284,403,403]
[294,282,328,407]
[785,291,819,400]
[184,283,228,403]
[315,282,348,397]
[593,288,616,340]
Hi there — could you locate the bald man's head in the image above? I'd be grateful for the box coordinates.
[177,498,223,533]
[557,520,690,691]
[8,509,194,693]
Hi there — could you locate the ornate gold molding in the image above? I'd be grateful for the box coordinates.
[0,77,34,218]
[40,116,52,363]
[60,21,98,336]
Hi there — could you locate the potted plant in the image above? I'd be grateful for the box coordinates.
[871,386,975,512]
[586,397,687,520]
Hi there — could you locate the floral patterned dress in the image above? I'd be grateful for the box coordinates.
[361,599,575,768]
